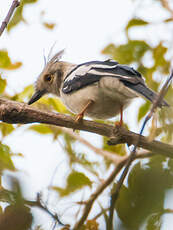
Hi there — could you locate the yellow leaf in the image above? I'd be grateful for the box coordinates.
[43,22,56,30]
[0,50,22,70]
[0,75,6,94]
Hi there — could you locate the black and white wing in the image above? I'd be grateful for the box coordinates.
[62,60,168,106]
[62,60,118,93]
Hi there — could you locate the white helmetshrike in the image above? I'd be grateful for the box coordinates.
[28,50,168,125]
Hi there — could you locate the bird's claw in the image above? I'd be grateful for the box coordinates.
[75,113,84,123]
[114,120,123,127]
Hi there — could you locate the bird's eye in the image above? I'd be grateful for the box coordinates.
[45,74,52,82]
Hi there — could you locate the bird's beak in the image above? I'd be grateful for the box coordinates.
[28,89,46,105]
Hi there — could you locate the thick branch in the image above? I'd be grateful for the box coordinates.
[0,0,20,37]
[0,98,173,159]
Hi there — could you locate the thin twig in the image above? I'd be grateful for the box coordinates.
[73,157,127,230]
[92,208,109,221]
[107,71,173,230]
[73,150,156,230]
[24,193,69,227]
[0,0,20,37]
[161,0,173,19]
[59,127,122,164]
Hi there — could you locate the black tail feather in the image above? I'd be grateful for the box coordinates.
[124,82,169,107]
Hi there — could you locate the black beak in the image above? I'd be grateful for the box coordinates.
[28,89,46,105]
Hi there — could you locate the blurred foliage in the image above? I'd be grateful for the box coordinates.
[102,40,151,64]
[43,22,56,30]
[103,136,126,156]
[115,156,173,230]
[40,11,57,30]
[0,74,6,94]
[0,50,22,70]
[0,0,173,229]
[0,178,32,230]
[102,18,172,139]
[125,18,149,36]
[52,170,92,197]
[0,123,14,138]
[12,85,34,102]
[81,219,99,230]
[0,143,15,173]
[7,0,39,31]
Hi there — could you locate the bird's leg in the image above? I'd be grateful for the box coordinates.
[115,105,123,126]
[75,100,94,123]
[120,105,123,126]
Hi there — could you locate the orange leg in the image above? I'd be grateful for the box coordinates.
[115,105,123,127]
[75,100,94,123]
[120,105,123,126]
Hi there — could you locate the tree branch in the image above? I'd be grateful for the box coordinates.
[73,150,156,230]
[73,157,127,230]
[24,193,69,228]
[0,98,172,229]
[0,98,173,159]
[0,0,20,37]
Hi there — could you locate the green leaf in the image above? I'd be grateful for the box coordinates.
[24,0,38,3]
[29,124,52,134]
[0,188,16,204]
[116,156,173,229]
[13,85,34,102]
[0,75,6,94]
[7,4,24,32]
[102,40,150,64]
[31,96,71,114]
[0,123,15,137]
[47,97,68,113]
[102,43,116,57]
[126,18,148,32]
[138,101,150,122]
[0,143,15,172]
[153,42,170,74]
[103,136,126,156]
[7,0,39,31]
[1,204,33,230]
[0,50,22,70]
[53,170,92,197]
[146,213,162,230]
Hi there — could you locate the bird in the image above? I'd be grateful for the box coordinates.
[28,50,168,125]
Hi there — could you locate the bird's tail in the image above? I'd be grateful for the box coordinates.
[127,83,169,107]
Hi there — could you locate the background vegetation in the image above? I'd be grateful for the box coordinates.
[0,0,173,229]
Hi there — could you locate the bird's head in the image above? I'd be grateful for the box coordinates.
[28,50,65,105]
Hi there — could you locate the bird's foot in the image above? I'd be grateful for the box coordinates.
[73,113,84,132]
[114,120,123,127]
[75,113,84,123]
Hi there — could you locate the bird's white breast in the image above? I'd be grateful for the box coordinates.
[60,76,138,119]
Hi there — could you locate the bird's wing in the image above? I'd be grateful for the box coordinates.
[62,60,145,94]
[62,60,169,107]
